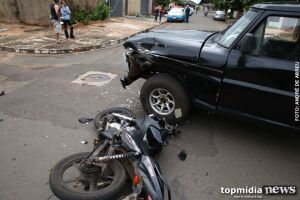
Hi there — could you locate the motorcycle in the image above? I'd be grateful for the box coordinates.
[49,108,178,200]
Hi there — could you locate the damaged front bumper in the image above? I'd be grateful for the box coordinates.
[120,50,153,89]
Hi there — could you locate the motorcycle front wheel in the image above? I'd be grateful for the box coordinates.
[49,152,127,200]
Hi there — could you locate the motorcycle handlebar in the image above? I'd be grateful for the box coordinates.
[112,113,135,122]
[111,113,156,122]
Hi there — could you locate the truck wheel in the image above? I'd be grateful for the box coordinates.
[140,74,190,124]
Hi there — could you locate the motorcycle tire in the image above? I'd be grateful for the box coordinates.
[94,107,135,130]
[49,152,127,200]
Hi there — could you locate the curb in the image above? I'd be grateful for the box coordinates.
[0,22,165,55]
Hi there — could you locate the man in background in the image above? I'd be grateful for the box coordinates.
[185,5,190,23]
[60,0,75,39]
[50,0,62,43]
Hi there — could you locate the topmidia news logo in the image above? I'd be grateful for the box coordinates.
[221,185,297,199]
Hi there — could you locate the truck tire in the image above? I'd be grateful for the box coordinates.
[94,108,135,130]
[140,74,190,124]
[49,152,127,200]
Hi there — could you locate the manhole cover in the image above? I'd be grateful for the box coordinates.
[72,71,117,87]
[82,74,110,82]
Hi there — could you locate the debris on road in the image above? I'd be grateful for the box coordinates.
[0,91,5,96]
[81,140,88,144]
[78,117,93,124]
[178,150,187,161]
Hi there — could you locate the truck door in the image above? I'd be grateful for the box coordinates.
[219,12,300,129]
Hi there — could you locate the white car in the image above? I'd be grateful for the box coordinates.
[214,10,225,21]
[167,8,186,22]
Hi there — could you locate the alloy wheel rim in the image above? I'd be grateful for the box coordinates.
[149,88,175,115]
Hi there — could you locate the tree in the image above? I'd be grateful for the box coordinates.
[174,0,186,6]
[213,0,291,12]
[74,1,109,26]
[92,1,110,27]
[153,0,169,7]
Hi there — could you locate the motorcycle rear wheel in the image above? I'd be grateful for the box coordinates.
[94,107,135,130]
[49,152,127,200]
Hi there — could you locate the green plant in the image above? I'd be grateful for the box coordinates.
[73,1,110,25]
[174,0,185,6]
[92,2,110,21]
[153,0,169,7]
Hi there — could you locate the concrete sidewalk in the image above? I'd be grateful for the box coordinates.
[0,17,165,54]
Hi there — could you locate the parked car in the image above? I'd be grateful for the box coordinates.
[121,3,300,131]
[214,10,225,21]
[166,8,185,22]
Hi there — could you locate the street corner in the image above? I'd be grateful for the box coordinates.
[0,17,166,55]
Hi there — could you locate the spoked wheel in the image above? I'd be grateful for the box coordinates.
[49,152,126,200]
[94,107,135,130]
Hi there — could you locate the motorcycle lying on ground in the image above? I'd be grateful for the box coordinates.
[49,108,178,200]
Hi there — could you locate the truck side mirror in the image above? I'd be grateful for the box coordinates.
[240,33,257,54]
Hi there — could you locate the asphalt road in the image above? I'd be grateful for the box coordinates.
[0,12,300,200]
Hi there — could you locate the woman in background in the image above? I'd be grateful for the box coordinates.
[60,0,75,39]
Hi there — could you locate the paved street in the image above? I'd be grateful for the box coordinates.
[0,12,300,200]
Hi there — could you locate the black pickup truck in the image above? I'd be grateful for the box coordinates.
[121,3,300,131]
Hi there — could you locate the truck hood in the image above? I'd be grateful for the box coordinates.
[123,30,215,62]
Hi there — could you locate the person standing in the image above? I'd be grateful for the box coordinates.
[154,5,159,22]
[204,6,208,16]
[159,5,164,23]
[50,0,62,43]
[60,0,75,39]
[185,5,191,23]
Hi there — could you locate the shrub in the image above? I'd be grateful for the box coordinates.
[74,1,110,25]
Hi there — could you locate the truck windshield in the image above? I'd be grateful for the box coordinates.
[217,10,258,48]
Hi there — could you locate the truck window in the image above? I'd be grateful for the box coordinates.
[251,16,300,61]
[217,10,258,48]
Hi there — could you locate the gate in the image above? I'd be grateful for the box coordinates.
[140,0,150,15]
[109,0,124,17]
